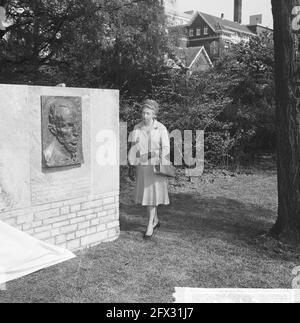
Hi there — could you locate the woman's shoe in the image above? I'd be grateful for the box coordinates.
[153,222,161,230]
[143,227,154,239]
[143,232,153,240]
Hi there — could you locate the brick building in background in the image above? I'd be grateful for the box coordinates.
[185,10,255,61]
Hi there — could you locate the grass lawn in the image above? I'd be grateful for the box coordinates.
[0,166,299,303]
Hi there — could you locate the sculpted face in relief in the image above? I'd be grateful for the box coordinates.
[42,96,83,168]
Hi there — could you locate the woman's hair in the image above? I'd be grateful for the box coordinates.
[142,99,159,117]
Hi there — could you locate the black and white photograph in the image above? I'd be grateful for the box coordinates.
[0,0,300,307]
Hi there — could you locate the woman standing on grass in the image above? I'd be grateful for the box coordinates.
[129,99,171,239]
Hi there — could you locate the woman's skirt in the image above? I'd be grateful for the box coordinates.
[134,165,170,206]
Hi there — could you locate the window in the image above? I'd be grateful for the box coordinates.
[196,28,201,36]
[224,41,230,53]
[204,27,208,35]
[189,29,194,37]
[210,41,219,55]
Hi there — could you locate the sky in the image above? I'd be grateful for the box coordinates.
[165,0,273,28]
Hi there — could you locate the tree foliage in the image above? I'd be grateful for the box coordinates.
[0,0,170,94]
[214,35,276,162]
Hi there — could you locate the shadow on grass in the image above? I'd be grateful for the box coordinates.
[120,192,277,253]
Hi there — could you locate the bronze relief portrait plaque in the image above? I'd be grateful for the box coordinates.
[41,96,84,169]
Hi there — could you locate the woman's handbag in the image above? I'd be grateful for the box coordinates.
[153,133,176,178]
[154,162,176,178]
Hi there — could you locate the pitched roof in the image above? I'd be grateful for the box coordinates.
[174,46,213,69]
[179,47,200,67]
[192,12,255,36]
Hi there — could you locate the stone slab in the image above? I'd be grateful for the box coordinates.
[0,85,31,211]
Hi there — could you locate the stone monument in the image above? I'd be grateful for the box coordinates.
[0,84,120,251]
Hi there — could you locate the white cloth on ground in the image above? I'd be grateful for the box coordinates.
[0,220,76,284]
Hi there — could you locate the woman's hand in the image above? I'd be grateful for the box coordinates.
[147,151,158,159]
[139,151,157,163]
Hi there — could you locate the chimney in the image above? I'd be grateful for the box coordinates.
[250,14,262,25]
[221,13,224,19]
[234,0,242,24]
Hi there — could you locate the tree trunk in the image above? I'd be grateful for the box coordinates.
[271,0,300,243]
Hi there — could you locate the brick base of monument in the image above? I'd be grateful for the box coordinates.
[0,191,120,251]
